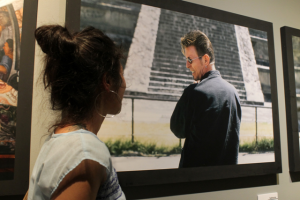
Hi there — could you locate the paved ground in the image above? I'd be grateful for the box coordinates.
[112,152,275,171]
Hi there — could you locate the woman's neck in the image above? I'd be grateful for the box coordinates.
[54,111,105,135]
[86,111,105,135]
[54,125,86,134]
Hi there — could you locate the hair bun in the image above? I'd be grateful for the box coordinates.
[35,25,76,58]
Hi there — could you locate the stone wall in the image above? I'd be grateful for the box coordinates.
[124,5,161,93]
[235,25,264,103]
[249,28,271,102]
[292,36,300,94]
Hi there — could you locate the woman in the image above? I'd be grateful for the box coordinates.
[26,25,126,200]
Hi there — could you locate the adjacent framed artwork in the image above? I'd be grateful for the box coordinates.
[281,26,300,175]
[0,0,38,196]
[68,0,281,198]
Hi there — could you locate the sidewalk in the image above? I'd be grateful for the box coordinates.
[112,152,275,172]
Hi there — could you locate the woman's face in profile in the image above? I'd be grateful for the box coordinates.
[118,65,126,101]
[101,64,126,116]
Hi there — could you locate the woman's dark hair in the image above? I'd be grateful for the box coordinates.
[35,25,123,129]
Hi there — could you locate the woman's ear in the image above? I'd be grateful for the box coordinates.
[102,73,112,91]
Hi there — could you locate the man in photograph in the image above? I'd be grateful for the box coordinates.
[170,30,242,168]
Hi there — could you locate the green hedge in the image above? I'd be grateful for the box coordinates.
[239,138,274,152]
[105,138,274,156]
[105,139,181,156]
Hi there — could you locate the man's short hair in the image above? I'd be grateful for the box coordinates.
[180,30,215,64]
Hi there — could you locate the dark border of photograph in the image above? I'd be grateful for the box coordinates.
[281,26,300,181]
[69,0,281,198]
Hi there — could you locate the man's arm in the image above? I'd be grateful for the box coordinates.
[170,88,190,138]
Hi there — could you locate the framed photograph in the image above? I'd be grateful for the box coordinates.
[281,26,300,174]
[69,0,281,198]
[0,0,38,196]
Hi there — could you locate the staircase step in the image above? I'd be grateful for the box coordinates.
[150,76,192,85]
[149,81,189,89]
[150,71,192,79]
[148,87,184,94]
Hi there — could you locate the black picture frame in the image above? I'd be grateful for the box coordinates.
[68,0,281,198]
[281,26,300,178]
[0,0,38,196]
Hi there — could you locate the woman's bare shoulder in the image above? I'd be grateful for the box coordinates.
[51,159,107,200]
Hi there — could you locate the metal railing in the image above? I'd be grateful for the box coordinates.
[242,104,273,145]
[124,97,272,147]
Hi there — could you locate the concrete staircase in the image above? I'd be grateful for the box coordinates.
[129,9,255,105]
[80,1,264,106]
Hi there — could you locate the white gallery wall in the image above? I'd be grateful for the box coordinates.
[30,0,66,177]
[30,0,300,199]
